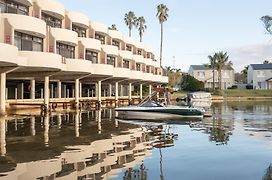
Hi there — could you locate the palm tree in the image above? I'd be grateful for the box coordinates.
[136,16,147,42]
[124,11,137,37]
[207,53,217,90]
[156,4,169,67]
[260,15,272,34]
[108,24,118,30]
[214,51,232,90]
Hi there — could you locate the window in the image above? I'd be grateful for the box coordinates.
[123,60,129,68]
[14,31,43,51]
[56,42,75,58]
[147,53,151,58]
[257,70,265,77]
[137,49,142,55]
[107,56,115,66]
[1,0,29,15]
[146,66,150,73]
[223,71,230,78]
[112,40,120,49]
[72,24,86,37]
[85,50,98,63]
[136,63,141,71]
[42,12,62,28]
[126,45,132,51]
[95,33,105,44]
[197,71,205,78]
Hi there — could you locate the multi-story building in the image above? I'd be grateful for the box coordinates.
[188,65,234,89]
[0,0,168,114]
[247,64,272,89]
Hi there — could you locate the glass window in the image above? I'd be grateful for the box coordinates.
[56,42,75,58]
[3,0,29,15]
[136,63,141,71]
[146,66,150,73]
[137,49,142,55]
[112,40,120,49]
[95,33,105,44]
[42,12,62,28]
[107,56,115,67]
[14,31,43,51]
[126,45,132,51]
[147,53,151,58]
[72,24,86,37]
[85,50,98,63]
[0,1,5,13]
[123,60,129,68]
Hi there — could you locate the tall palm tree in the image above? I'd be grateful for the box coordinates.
[136,16,147,42]
[156,4,169,67]
[260,15,272,34]
[207,53,217,90]
[214,51,232,90]
[124,11,137,37]
[108,24,118,30]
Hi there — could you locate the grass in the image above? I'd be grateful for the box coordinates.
[222,89,272,97]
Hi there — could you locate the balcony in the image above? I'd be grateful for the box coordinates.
[35,0,65,19]
[1,14,46,37]
[119,50,132,60]
[65,59,93,73]
[79,38,101,52]
[92,64,114,76]
[113,67,130,79]
[90,21,108,35]
[50,28,78,45]
[123,36,135,46]
[132,54,144,64]
[130,70,143,80]
[102,45,119,56]
[0,43,25,67]
[67,11,89,28]
[108,30,123,41]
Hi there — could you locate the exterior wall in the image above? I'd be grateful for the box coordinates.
[251,69,272,89]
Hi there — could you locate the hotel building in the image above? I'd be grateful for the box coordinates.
[0,0,168,114]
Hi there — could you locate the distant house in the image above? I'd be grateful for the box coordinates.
[247,64,272,89]
[188,65,235,89]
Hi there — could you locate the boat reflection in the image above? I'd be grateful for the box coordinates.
[0,109,162,180]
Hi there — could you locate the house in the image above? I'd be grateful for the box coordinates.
[188,65,235,89]
[247,64,272,89]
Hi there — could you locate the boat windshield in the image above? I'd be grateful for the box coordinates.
[138,92,164,107]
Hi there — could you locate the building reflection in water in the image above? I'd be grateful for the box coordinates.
[0,109,165,180]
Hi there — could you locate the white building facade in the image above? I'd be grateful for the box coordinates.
[247,64,272,89]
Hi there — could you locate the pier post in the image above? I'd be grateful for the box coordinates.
[44,76,49,110]
[30,79,35,99]
[140,84,143,99]
[75,79,79,109]
[0,73,6,115]
[57,81,61,98]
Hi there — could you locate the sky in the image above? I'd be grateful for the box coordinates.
[58,0,272,72]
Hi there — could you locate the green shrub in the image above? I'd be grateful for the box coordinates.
[246,85,253,89]
[180,74,204,91]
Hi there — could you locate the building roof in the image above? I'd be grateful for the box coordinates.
[190,65,233,70]
[250,64,272,70]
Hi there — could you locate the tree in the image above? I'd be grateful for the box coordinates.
[207,53,217,90]
[214,51,232,90]
[136,16,147,42]
[263,60,272,64]
[180,74,204,91]
[260,15,272,34]
[156,4,169,67]
[108,24,118,30]
[241,65,249,83]
[124,11,137,37]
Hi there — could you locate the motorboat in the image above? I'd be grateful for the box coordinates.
[115,92,205,120]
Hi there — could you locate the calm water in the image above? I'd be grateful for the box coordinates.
[0,101,272,180]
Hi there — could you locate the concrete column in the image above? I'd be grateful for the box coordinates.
[96,110,101,134]
[128,83,132,100]
[57,114,62,129]
[115,82,118,101]
[96,81,101,102]
[75,110,79,137]
[18,82,24,99]
[63,85,66,98]
[5,88,8,100]
[75,79,79,107]
[57,81,61,98]
[50,84,54,98]
[67,89,69,98]
[120,85,123,96]
[109,84,112,97]
[87,89,90,97]
[140,84,143,99]
[44,76,49,110]
[149,84,152,95]
[30,116,36,136]
[0,73,6,115]
[43,114,49,147]
[0,117,6,156]
[30,79,35,99]
[79,82,82,98]
[15,88,17,99]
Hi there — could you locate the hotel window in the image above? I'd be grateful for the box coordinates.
[126,45,132,51]
[107,56,115,67]
[56,42,75,58]
[146,66,150,73]
[95,33,105,44]
[85,50,98,63]
[0,0,29,15]
[137,49,142,55]
[42,12,62,28]
[72,24,86,37]
[136,63,141,71]
[123,60,129,68]
[14,31,43,51]
[112,40,120,49]
[147,53,151,58]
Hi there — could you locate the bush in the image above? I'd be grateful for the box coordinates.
[227,85,238,89]
[246,85,253,89]
[180,74,204,91]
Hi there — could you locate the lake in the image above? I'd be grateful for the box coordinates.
[0,101,272,180]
